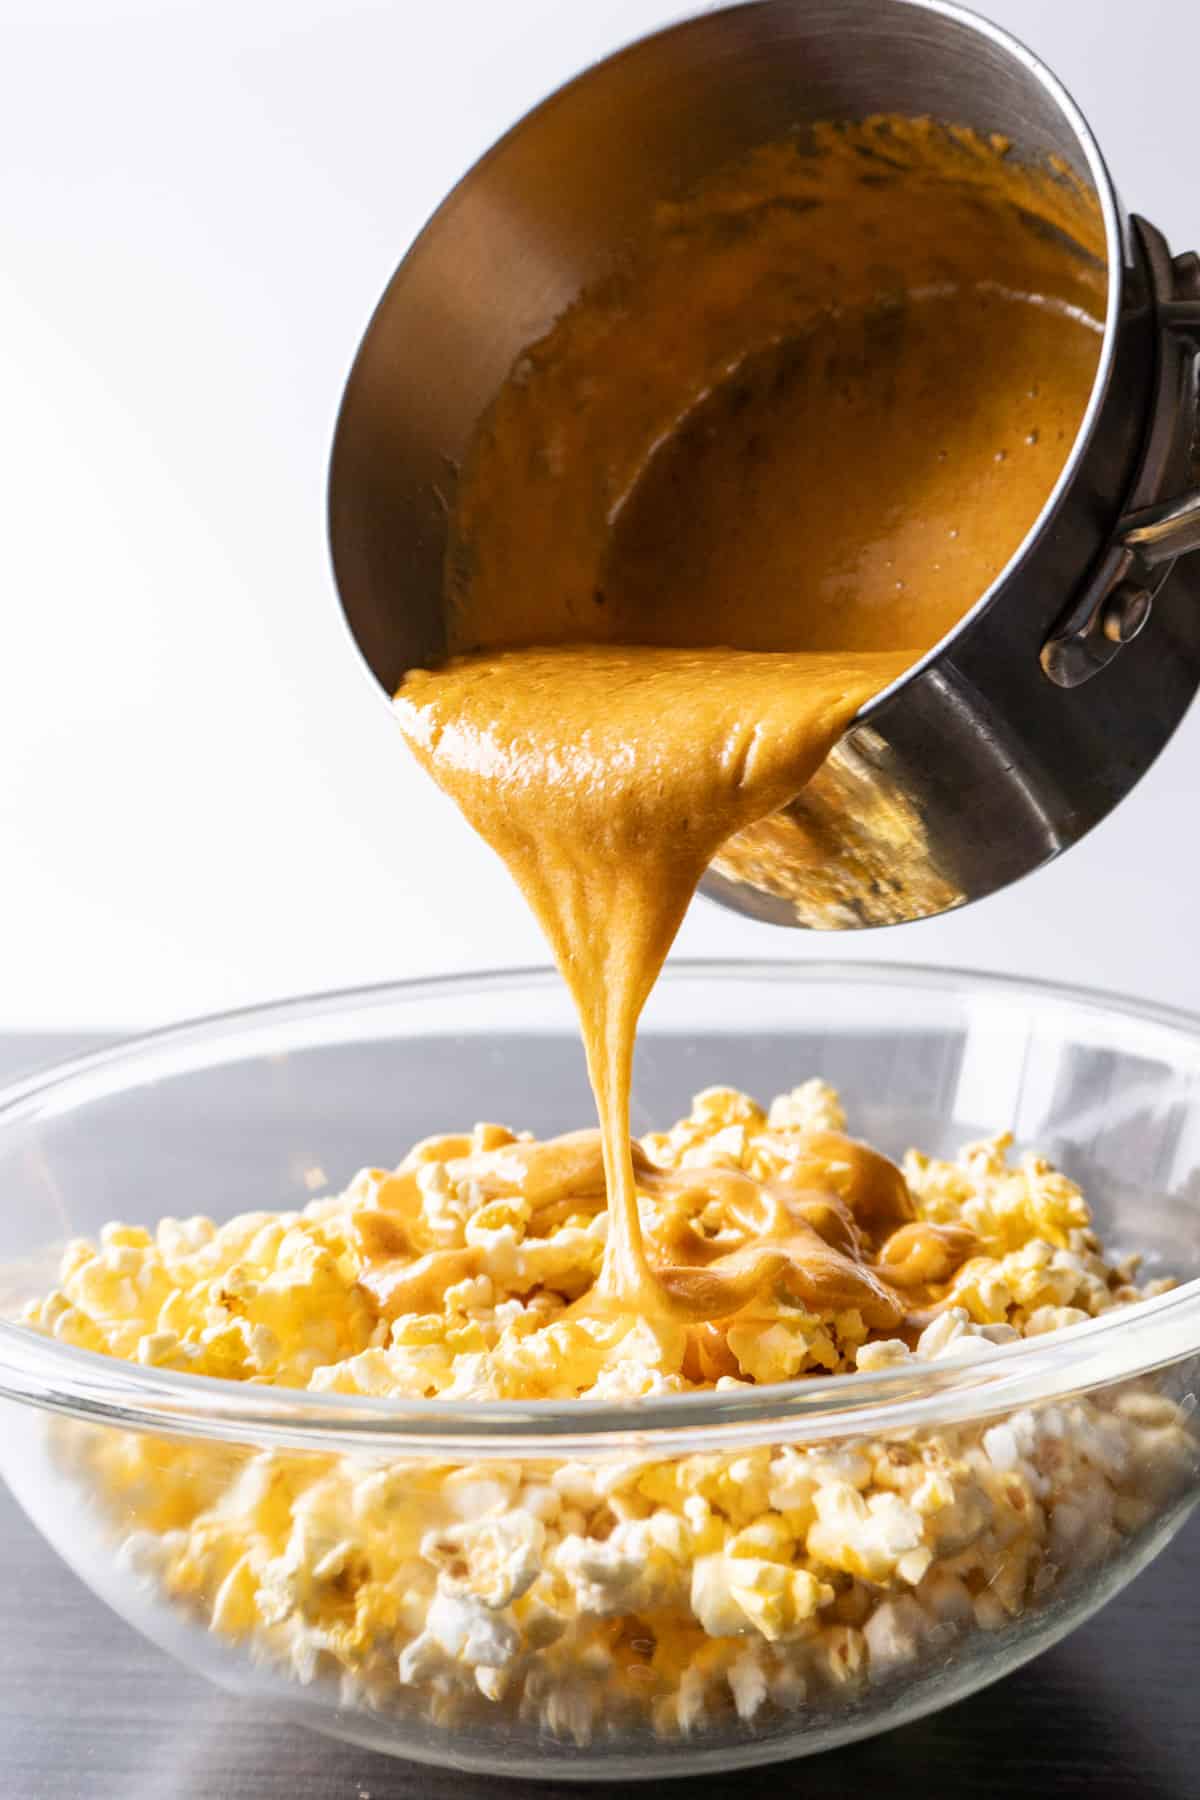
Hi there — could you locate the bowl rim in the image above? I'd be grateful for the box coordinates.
[2,959,1199,1458]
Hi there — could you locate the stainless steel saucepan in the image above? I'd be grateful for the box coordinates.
[328,0,1200,929]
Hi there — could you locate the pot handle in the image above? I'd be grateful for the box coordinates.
[1119,285,1200,567]
[1104,293,1200,641]
[1042,488,1200,686]
[1041,235,1200,687]
[1120,490,1200,568]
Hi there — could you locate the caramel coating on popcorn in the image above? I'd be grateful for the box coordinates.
[24,1084,1195,1745]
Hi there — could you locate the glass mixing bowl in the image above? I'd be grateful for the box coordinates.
[0,962,1197,1779]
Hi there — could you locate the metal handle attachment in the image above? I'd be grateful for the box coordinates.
[1122,489,1200,566]
[1042,225,1200,688]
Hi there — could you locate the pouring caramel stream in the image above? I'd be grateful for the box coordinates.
[392,120,1105,1343]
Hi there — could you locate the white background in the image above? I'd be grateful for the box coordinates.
[1,0,1197,1031]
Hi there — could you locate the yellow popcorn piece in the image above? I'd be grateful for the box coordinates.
[728,1317,838,1383]
[691,1552,833,1641]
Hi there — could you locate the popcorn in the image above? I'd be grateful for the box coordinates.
[806,1483,925,1581]
[766,1080,845,1134]
[21,1081,1195,1748]
[856,1338,911,1372]
[863,1596,931,1675]
[425,1591,520,1669]
[691,1553,832,1640]
[422,1513,544,1608]
[554,1526,683,1617]
[728,1647,770,1720]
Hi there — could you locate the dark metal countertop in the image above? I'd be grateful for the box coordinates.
[2,1034,1197,1799]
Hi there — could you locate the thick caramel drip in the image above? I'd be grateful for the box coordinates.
[396,645,906,1320]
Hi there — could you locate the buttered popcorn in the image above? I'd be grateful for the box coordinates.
[23,1083,1198,1744]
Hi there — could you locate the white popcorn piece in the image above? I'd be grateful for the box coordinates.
[864,1596,931,1677]
[983,1423,1022,1472]
[422,1512,545,1609]
[425,1591,519,1670]
[728,1649,770,1720]
[554,1534,657,1617]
